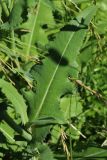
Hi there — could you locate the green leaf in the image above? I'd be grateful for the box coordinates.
[60,95,83,120]
[28,6,97,142]
[26,116,65,129]
[72,0,89,3]
[0,0,25,30]
[0,121,15,143]
[2,111,32,141]
[30,5,97,120]
[0,79,28,125]
[36,143,56,160]
[21,0,55,58]
[73,147,107,159]
[9,0,25,29]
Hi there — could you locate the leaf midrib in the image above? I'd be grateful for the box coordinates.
[35,33,74,118]
[0,126,15,142]
[26,0,40,57]
[84,150,106,158]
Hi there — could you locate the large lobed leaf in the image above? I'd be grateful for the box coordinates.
[24,5,97,143]
[25,5,97,143]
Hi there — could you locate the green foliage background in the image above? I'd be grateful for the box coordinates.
[0,0,107,159]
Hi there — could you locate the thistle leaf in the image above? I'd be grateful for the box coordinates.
[25,6,97,142]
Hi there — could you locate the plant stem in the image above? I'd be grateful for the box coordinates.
[10,29,16,54]
[10,29,20,68]
[68,96,73,160]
